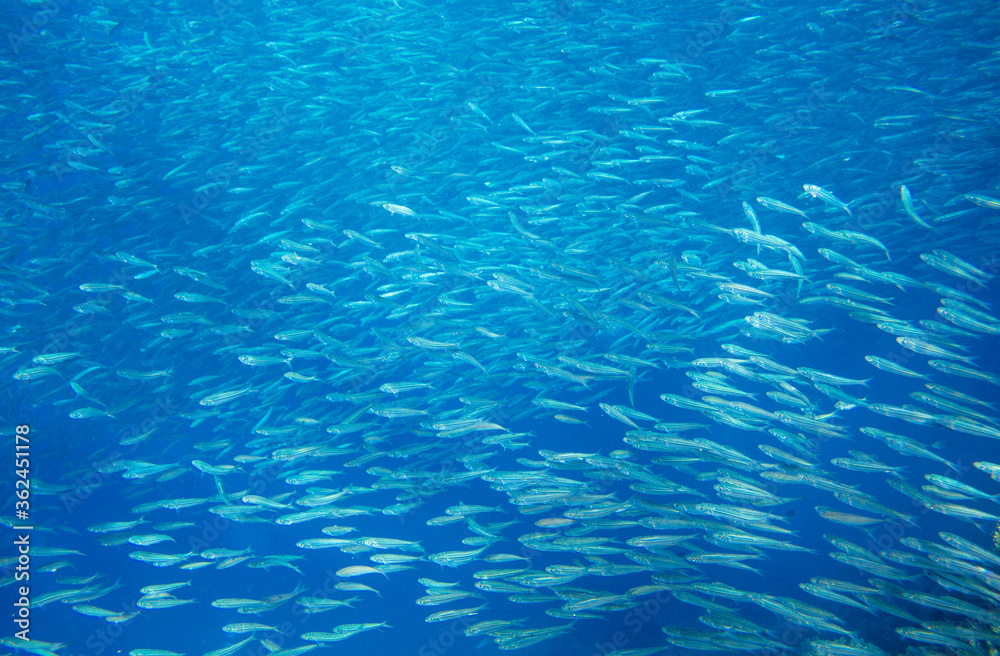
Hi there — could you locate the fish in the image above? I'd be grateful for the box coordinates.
[900,185,935,229]
[756,196,809,218]
[802,184,852,217]
[336,565,388,579]
[6,5,1000,656]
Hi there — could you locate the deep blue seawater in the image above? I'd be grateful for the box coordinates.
[1,1,999,656]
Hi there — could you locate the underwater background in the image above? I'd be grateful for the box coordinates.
[1,1,1000,655]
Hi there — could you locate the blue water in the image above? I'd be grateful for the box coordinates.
[2,1,1000,655]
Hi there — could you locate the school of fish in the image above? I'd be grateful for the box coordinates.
[2,1,1000,655]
